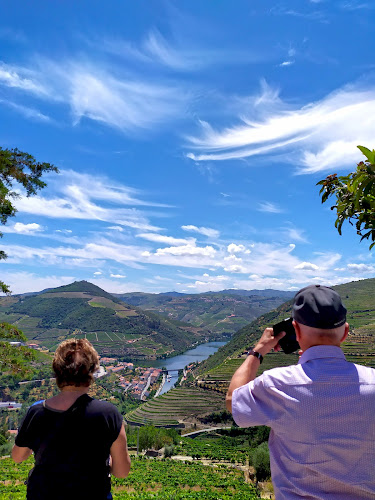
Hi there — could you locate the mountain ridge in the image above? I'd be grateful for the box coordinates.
[0,281,206,359]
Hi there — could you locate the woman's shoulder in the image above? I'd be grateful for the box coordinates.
[87,397,122,416]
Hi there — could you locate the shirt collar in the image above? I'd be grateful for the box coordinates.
[298,345,346,365]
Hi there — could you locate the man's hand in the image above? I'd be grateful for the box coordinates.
[253,327,286,357]
[226,327,286,413]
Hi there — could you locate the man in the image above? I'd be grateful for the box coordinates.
[226,284,375,499]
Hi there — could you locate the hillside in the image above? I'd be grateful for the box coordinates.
[0,281,206,359]
[194,278,375,393]
[115,290,293,336]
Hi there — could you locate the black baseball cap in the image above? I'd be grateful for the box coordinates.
[292,284,347,329]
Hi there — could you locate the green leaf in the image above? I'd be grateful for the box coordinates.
[358,145,375,164]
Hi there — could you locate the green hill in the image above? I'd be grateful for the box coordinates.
[0,281,206,359]
[194,278,375,393]
[116,290,293,336]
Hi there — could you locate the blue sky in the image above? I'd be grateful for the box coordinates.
[1,0,375,294]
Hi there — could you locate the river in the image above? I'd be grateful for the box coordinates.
[153,341,227,395]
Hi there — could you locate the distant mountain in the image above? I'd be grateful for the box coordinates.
[196,278,375,381]
[207,289,294,298]
[0,281,206,359]
[115,289,293,336]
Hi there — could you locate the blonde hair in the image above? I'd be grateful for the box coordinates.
[53,339,99,389]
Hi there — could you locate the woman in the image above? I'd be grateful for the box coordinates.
[12,339,131,500]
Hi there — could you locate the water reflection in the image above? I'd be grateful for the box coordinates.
[154,341,227,395]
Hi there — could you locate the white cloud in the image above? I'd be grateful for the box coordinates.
[279,61,294,67]
[294,261,319,271]
[110,274,127,278]
[2,222,44,235]
[224,254,243,263]
[181,225,219,238]
[136,233,193,246]
[154,244,216,258]
[107,226,124,232]
[224,264,247,273]
[14,170,163,232]
[94,271,102,275]
[68,66,187,133]
[0,62,48,96]
[0,58,189,134]
[186,82,375,173]
[347,263,375,273]
[55,229,72,234]
[227,243,250,254]
[258,202,284,214]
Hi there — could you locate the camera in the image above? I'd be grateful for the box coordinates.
[272,318,300,354]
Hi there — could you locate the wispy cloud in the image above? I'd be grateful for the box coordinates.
[282,226,308,243]
[0,99,50,122]
[99,27,262,72]
[340,1,375,10]
[0,59,189,133]
[257,202,284,214]
[270,6,328,23]
[186,82,375,173]
[13,170,164,232]
[0,62,48,96]
[181,225,220,238]
[136,233,193,246]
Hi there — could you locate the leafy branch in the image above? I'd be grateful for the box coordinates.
[0,147,58,293]
[317,145,375,250]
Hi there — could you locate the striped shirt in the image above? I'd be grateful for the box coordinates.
[232,345,375,499]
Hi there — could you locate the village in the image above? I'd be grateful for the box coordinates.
[97,357,164,401]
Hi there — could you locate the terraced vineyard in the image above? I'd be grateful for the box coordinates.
[126,387,225,427]
[195,278,375,393]
[0,456,261,499]
[198,352,299,394]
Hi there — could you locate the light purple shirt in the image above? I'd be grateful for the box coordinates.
[232,345,375,499]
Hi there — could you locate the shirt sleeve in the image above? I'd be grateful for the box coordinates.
[104,405,123,446]
[232,374,277,427]
[15,406,37,448]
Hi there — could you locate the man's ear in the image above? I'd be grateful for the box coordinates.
[340,323,349,344]
[293,320,301,342]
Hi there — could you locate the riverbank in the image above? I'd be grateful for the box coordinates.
[153,341,227,395]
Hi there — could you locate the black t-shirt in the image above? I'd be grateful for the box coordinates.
[15,394,123,500]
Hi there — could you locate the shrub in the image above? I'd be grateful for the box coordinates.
[251,442,271,482]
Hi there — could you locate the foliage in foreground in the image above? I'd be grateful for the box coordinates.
[317,145,375,249]
[0,147,58,294]
[0,322,37,376]
[0,455,261,499]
